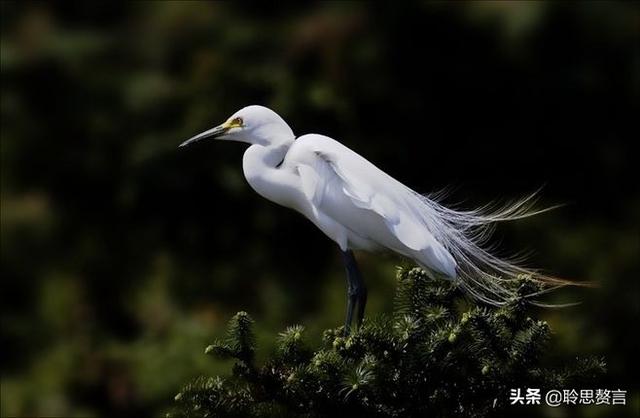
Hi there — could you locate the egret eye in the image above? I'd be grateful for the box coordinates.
[231,117,243,127]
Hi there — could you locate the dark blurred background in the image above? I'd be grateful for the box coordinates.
[1,2,637,417]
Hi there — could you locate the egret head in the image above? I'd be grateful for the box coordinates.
[179,105,294,148]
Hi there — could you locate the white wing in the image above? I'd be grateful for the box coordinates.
[285,134,458,278]
[283,134,572,307]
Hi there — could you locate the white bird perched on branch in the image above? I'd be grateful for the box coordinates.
[180,105,578,334]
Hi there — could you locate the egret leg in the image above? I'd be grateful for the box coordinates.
[355,274,368,328]
[341,250,367,335]
[343,278,357,336]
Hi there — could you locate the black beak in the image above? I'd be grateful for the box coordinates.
[179,125,227,148]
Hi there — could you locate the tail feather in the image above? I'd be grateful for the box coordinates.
[404,187,590,307]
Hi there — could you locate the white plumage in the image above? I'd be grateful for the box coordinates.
[180,105,570,323]
[286,134,458,278]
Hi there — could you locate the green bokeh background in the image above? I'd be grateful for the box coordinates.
[1,2,637,417]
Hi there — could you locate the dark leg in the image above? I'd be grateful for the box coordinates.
[355,275,368,328]
[344,277,357,336]
[341,250,368,335]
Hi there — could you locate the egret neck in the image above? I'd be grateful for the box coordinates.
[242,137,299,209]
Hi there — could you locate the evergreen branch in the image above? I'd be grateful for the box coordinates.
[170,267,604,418]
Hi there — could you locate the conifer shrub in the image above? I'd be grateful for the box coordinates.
[170,267,604,418]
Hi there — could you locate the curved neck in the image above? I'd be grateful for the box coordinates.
[242,141,301,208]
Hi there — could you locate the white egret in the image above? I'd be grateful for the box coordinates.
[180,105,574,333]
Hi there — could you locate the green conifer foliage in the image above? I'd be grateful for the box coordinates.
[170,267,604,418]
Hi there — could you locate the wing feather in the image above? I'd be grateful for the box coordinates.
[298,164,321,204]
[288,134,575,306]
[292,136,444,255]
